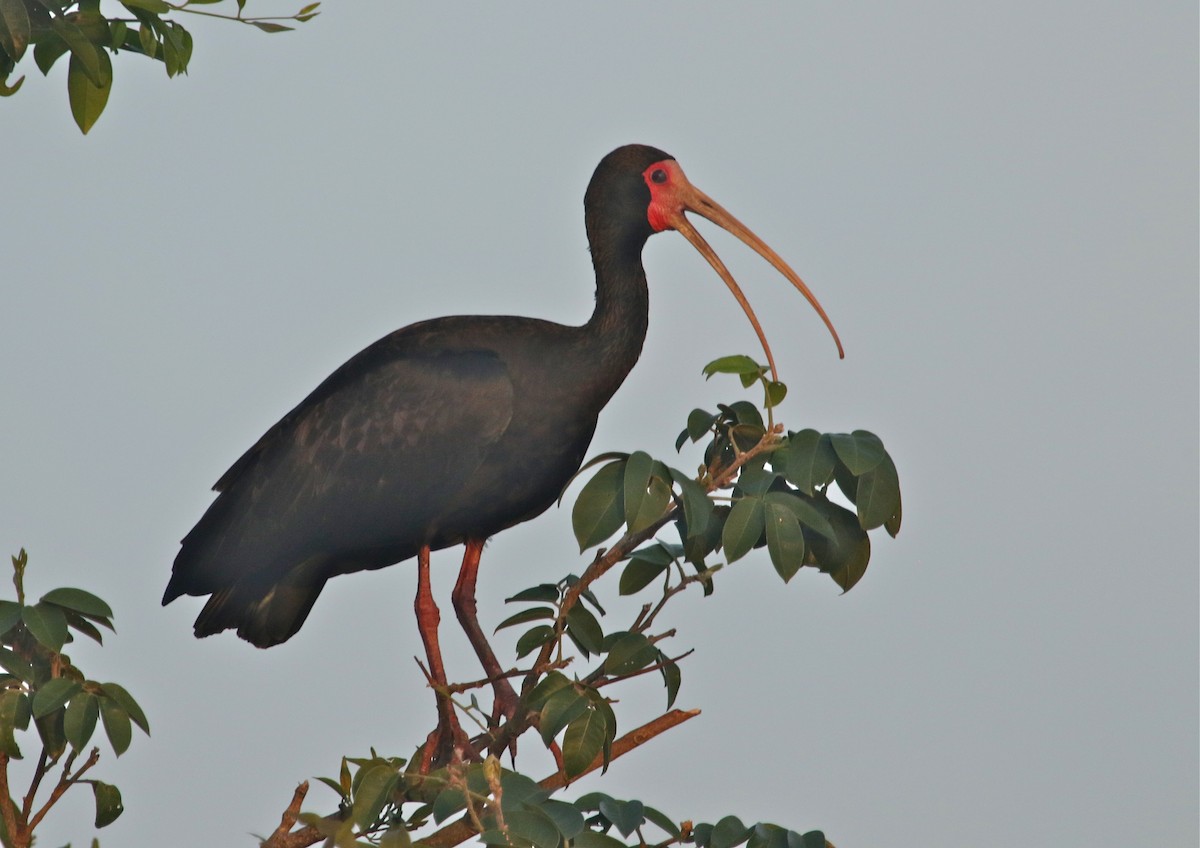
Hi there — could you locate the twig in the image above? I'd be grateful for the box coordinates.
[267,782,309,843]
[27,747,100,832]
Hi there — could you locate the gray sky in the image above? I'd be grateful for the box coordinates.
[1,3,1196,846]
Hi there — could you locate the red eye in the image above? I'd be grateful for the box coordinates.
[650,168,668,184]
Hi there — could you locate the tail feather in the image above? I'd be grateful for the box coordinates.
[192,574,328,649]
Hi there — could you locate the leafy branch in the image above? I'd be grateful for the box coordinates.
[0,0,319,133]
[256,355,902,848]
[0,549,149,848]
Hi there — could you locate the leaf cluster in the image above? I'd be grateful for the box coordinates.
[0,550,148,847]
[265,356,899,848]
[0,0,319,133]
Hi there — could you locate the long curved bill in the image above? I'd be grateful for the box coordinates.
[657,168,844,378]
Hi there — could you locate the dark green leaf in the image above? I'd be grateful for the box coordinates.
[92,780,123,827]
[703,355,763,378]
[0,689,25,757]
[120,0,170,11]
[830,430,885,475]
[570,832,627,848]
[618,556,667,596]
[686,408,718,442]
[0,600,21,635]
[109,19,126,49]
[660,655,682,708]
[506,808,561,848]
[764,500,805,583]
[431,785,466,823]
[711,816,751,848]
[64,692,99,751]
[764,380,787,407]
[33,35,69,74]
[721,496,764,563]
[855,453,902,531]
[31,677,80,718]
[598,797,645,837]
[101,682,149,735]
[538,684,588,746]
[562,707,606,778]
[495,606,554,633]
[68,47,111,134]
[525,669,573,712]
[23,602,68,651]
[572,460,626,550]
[52,17,105,86]
[670,469,712,539]
[0,0,30,62]
[565,604,604,657]
[250,21,294,33]
[41,587,113,619]
[506,584,560,604]
[0,648,32,682]
[623,452,672,533]
[35,708,66,759]
[65,612,105,643]
[602,632,656,675]
[351,763,398,829]
[807,501,872,592]
[537,798,585,839]
[766,491,836,540]
[725,401,764,428]
[779,429,836,495]
[99,696,131,756]
[515,625,554,659]
[736,462,777,496]
[644,805,682,837]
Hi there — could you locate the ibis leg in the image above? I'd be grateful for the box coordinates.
[451,539,519,725]
[414,545,474,771]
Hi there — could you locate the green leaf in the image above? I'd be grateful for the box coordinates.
[351,763,398,830]
[0,648,32,682]
[572,460,626,550]
[829,430,885,475]
[807,501,872,592]
[32,677,81,718]
[736,461,777,496]
[565,604,604,657]
[623,452,671,533]
[35,708,66,759]
[0,0,31,63]
[764,499,805,583]
[602,632,656,675]
[65,692,99,751]
[598,797,645,837]
[525,669,573,712]
[137,23,156,59]
[703,355,763,378]
[721,496,764,563]
[101,682,149,735]
[495,606,554,632]
[92,780,124,827]
[764,380,787,407]
[779,429,836,495]
[119,0,170,11]
[644,805,682,837]
[659,655,682,708]
[670,469,712,539]
[380,825,412,848]
[710,815,751,848]
[686,408,718,442]
[250,20,293,32]
[514,624,554,659]
[562,707,606,778]
[538,684,588,746]
[618,555,667,596]
[855,453,902,532]
[33,35,69,75]
[41,587,113,620]
[765,491,836,540]
[571,832,627,848]
[99,696,131,756]
[506,584,559,604]
[68,47,112,134]
[0,689,25,757]
[52,17,107,86]
[506,808,562,848]
[0,600,21,635]
[23,602,68,651]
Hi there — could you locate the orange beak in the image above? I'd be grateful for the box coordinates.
[648,161,844,378]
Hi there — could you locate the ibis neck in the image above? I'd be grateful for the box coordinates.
[580,239,650,402]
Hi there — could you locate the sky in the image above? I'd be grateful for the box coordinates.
[1,3,1196,846]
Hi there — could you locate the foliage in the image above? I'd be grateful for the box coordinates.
[0,549,149,848]
[260,356,902,848]
[0,0,319,133]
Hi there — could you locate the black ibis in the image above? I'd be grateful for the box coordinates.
[163,144,842,760]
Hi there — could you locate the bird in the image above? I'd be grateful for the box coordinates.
[163,143,843,762]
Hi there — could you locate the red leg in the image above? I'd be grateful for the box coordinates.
[414,545,473,771]
[451,539,519,726]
